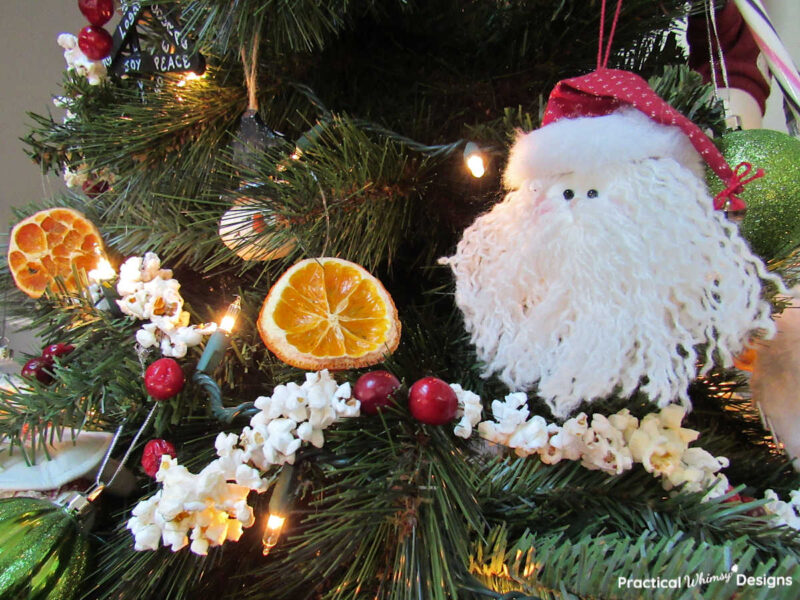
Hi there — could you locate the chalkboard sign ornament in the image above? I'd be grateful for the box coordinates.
[103,2,205,77]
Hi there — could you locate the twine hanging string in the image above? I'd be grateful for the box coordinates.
[241,29,261,111]
[597,0,624,69]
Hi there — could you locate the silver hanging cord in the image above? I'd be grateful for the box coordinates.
[705,0,731,91]
[85,403,158,500]
[704,0,739,127]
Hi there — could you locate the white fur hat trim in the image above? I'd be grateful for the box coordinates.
[503,107,706,190]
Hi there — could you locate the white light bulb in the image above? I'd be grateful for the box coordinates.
[467,154,485,178]
[464,142,486,178]
[262,514,286,556]
[219,297,241,333]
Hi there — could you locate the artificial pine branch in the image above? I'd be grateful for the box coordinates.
[206,114,446,275]
[84,526,220,600]
[7,1,798,599]
[772,248,800,289]
[649,64,727,135]
[238,413,484,600]
[0,285,144,453]
[469,526,800,600]
[477,450,800,561]
[177,0,361,57]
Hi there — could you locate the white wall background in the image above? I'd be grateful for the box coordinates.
[0,1,84,355]
[0,1,797,357]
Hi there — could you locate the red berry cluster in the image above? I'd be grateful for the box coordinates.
[353,371,459,426]
[21,343,75,385]
[77,0,115,61]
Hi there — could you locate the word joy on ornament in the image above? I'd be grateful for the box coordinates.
[104,2,204,77]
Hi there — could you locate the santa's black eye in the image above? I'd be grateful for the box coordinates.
[587,189,599,198]
[562,189,575,200]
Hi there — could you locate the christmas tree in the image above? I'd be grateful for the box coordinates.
[3,1,800,598]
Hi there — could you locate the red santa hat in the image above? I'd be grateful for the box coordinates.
[504,67,761,211]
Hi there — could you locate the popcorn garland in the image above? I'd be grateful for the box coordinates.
[128,371,800,555]
[476,390,800,530]
[116,253,215,358]
[451,384,483,439]
[127,453,260,555]
[239,371,359,467]
[478,397,730,497]
[57,33,107,86]
[61,164,89,189]
[58,160,114,193]
[128,370,360,555]
[55,33,112,192]
[763,490,800,530]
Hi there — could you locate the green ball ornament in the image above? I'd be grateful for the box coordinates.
[709,129,800,260]
[0,496,90,600]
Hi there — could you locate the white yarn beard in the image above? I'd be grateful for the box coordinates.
[443,158,778,419]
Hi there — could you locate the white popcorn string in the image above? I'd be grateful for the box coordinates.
[57,33,107,86]
[114,253,216,358]
[128,370,361,555]
[473,390,800,527]
[129,372,800,554]
[477,393,728,495]
[56,33,108,188]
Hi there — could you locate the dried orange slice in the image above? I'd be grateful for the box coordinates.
[259,257,401,370]
[7,207,106,298]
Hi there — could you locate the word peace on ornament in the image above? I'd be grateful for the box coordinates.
[104,2,205,77]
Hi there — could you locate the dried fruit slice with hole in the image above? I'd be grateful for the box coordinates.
[7,208,106,298]
[258,257,401,370]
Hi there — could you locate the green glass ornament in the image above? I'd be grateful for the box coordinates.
[0,495,91,600]
[709,129,800,260]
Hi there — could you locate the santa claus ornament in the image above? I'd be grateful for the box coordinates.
[442,1,783,419]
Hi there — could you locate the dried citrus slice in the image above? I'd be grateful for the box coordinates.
[7,208,106,298]
[259,257,401,370]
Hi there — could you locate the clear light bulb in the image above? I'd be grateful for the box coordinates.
[219,296,241,334]
[463,142,486,178]
[466,154,485,178]
[262,514,286,556]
